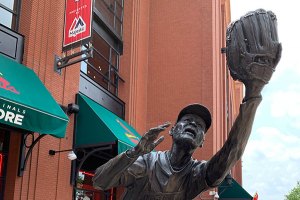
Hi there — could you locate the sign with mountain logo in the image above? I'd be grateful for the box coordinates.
[63,0,92,48]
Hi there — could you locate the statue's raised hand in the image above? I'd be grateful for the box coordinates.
[126,122,171,158]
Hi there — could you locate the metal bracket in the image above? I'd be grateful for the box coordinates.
[54,43,93,73]
[18,133,47,176]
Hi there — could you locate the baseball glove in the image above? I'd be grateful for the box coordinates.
[226,9,282,84]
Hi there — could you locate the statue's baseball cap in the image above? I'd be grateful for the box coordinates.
[177,103,212,132]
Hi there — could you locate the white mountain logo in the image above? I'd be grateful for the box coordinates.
[69,16,86,37]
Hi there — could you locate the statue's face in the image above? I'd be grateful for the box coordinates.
[171,114,206,148]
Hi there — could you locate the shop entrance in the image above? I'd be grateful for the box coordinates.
[73,144,117,200]
[0,130,9,200]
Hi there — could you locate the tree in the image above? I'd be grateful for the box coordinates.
[285,182,300,200]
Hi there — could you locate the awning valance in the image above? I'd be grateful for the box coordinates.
[75,94,141,154]
[0,54,69,138]
[218,177,253,200]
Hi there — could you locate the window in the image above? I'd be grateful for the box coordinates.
[0,0,20,30]
[80,0,123,97]
[94,0,123,38]
[81,30,120,96]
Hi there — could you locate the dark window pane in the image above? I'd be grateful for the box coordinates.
[83,25,120,96]
[116,0,123,7]
[95,0,114,29]
[93,31,110,60]
[115,19,122,36]
[109,84,117,94]
[86,32,112,90]
[94,0,123,38]
[109,70,117,94]
[116,3,122,21]
[104,0,115,10]
[87,65,108,90]
[111,49,118,69]
[0,0,14,10]
[88,52,109,75]
[110,70,117,84]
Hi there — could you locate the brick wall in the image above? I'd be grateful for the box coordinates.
[3,0,243,199]
[4,0,81,199]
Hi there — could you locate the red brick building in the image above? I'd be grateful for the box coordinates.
[0,0,244,199]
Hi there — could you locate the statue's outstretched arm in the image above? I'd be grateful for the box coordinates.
[205,9,281,187]
[205,96,261,187]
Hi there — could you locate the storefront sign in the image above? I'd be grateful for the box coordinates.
[0,72,20,94]
[0,72,24,125]
[0,103,26,126]
[63,0,93,48]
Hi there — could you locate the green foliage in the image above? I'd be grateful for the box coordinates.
[285,182,300,200]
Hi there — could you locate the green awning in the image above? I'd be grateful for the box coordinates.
[75,94,141,154]
[218,177,253,200]
[0,54,69,138]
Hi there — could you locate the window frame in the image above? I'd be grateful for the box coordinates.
[0,0,21,31]
[81,28,121,96]
[93,0,124,40]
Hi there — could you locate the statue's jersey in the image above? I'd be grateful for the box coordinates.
[94,151,210,200]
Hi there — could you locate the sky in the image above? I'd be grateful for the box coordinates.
[230,0,300,200]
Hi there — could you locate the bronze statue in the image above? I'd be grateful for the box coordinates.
[92,9,282,200]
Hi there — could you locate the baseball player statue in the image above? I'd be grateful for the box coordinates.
[92,9,282,200]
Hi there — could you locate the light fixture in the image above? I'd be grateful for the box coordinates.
[67,103,79,115]
[214,192,219,199]
[49,149,77,160]
[209,190,220,199]
[60,103,80,115]
[67,151,77,160]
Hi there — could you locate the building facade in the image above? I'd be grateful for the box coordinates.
[0,0,243,199]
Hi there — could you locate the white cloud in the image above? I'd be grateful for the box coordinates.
[269,87,300,118]
[245,127,300,161]
[291,119,300,129]
[243,127,300,200]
